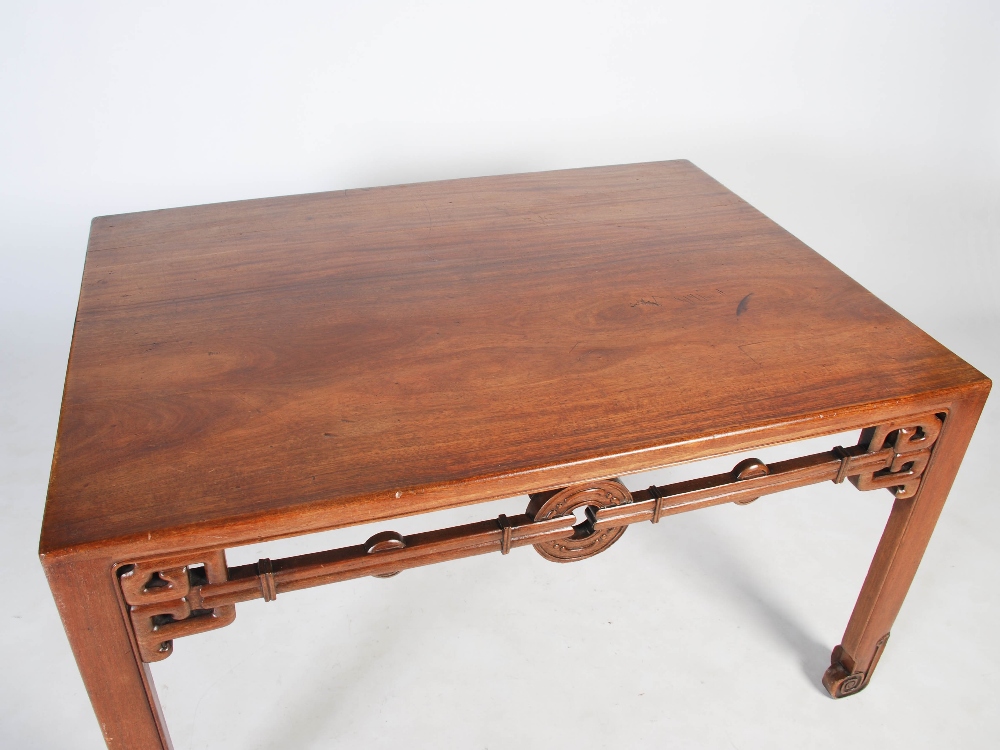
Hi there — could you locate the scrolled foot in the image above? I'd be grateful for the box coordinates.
[822,634,890,699]
[822,661,867,698]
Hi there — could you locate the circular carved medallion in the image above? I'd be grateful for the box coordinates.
[525,479,632,563]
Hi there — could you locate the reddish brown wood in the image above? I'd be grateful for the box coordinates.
[525,479,632,562]
[823,391,989,697]
[731,457,771,504]
[40,161,986,560]
[363,530,407,577]
[112,427,953,660]
[119,550,235,663]
[43,557,173,749]
[38,161,990,748]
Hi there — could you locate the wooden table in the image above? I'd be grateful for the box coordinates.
[40,161,990,749]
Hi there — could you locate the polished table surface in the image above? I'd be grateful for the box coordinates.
[40,161,992,749]
[41,160,985,557]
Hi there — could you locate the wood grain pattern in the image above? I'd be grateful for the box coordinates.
[40,160,986,560]
[37,161,990,748]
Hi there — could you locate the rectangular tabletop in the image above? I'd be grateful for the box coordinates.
[41,160,986,556]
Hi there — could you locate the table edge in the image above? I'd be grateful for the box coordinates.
[39,377,991,564]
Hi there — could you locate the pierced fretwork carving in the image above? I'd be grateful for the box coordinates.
[119,551,235,662]
[849,413,943,499]
[117,411,947,662]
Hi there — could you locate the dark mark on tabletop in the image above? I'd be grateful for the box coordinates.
[736,293,754,317]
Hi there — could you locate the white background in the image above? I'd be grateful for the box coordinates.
[2,2,998,748]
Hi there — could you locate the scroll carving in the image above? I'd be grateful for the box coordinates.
[849,414,943,499]
[115,411,947,662]
[119,550,235,662]
[822,633,890,698]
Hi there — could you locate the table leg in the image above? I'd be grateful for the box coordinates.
[42,555,172,749]
[823,386,990,697]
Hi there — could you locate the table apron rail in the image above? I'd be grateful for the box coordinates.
[200,445,886,609]
[116,411,945,663]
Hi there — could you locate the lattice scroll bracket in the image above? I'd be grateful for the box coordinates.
[846,413,943,499]
[118,550,236,662]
